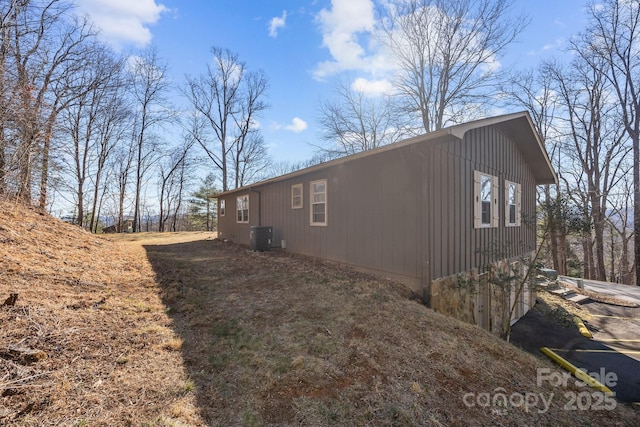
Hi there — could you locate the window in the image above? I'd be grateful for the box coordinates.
[505,181,522,227]
[219,199,225,217]
[474,170,499,228]
[480,175,492,225]
[291,183,303,209]
[310,179,327,226]
[236,195,249,223]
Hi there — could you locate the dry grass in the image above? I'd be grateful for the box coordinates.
[105,231,215,245]
[535,289,595,326]
[0,201,203,426]
[1,200,639,426]
[535,281,638,328]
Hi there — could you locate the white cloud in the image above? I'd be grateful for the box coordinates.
[313,0,376,80]
[352,77,394,96]
[543,38,564,51]
[77,0,168,48]
[479,55,502,75]
[276,117,308,133]
[125,54,165,81]
[269,11,287,38]
[526,38,565,57]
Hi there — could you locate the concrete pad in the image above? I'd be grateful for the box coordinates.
[550,288,574,297]
[566,294,591,304]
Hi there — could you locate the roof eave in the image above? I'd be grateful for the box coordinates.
[216,111,559,197]
[216,127,456,197]
[492,113,558,186]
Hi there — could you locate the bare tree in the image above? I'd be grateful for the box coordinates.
[183,46,269,191]
[608,173,635,284]
[158,140,193,232]
[316,79,413,158]
[267,152,337,179]
[111,136,135,232]
[380,0,527,132]
[585,0,640,285]
[546,52,629,281]
[61,44,126,228]
[234,133,271,187]
[0,1,16,196]
[231,68,269,189]
[1,0,95,205]
[87,53,130,233]
[500,67,569,274]
[128,47,172,232]
[36,15,95,209]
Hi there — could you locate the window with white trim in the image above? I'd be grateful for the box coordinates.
[474,171,499,228]
[310,179,327,226]
[236,195,249,223]
[505,180,522,227]
[219,199,225,217]
[291,183,303,209]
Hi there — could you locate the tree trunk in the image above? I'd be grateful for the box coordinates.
[16,142,32,203]
[206,199,211,231]
[158,179,166,232]
[547,186,566,275]
[76,180,84,228]
[118,177,126,233]
[593,217,607,281]
[622,233,632,285]
[39,135,49,209]
[582,234,595,279]
[609,225,616,282]
[89,169,101,233]
[38,112,57,209]
[0,124,5,196]
[557,232,568,275]
[634,133,640,286]
[133,157,142,232]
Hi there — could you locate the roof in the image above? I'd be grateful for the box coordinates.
[218,111,557,197]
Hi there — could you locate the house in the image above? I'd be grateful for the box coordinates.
[102,219,133,234]
[216,111,557,334]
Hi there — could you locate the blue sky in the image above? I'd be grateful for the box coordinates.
[75,0,590,165]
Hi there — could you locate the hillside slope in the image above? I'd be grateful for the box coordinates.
[0,201,205,425]
[1,200,639,425]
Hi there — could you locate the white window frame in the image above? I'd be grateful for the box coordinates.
[236,194,249,223]
[310,179,327,226]
[219,199,225,217]
[291,183,303,209]
[474,170,499,228]
[505,180,522,227]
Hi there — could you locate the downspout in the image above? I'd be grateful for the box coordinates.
[250,188,261,226]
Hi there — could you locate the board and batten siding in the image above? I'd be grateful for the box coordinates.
[422,125,538,285]
[217,147,428,290]
[217,117,548,296]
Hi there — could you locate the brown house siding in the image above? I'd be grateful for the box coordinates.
[219,144,428,289]
[217,113,555,302]
[423,126,538,286]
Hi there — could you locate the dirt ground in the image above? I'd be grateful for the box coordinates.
[2,200,640,425]
[143,238,640,425]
